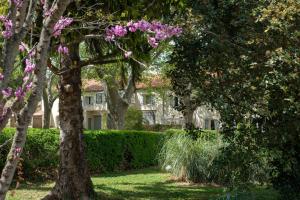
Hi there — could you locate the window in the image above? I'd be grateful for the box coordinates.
[211,120,215,130]
[84,96,93,105]
[96,92,105,104]
[143,111,156,125]
[143,94,155,105]
[169,96,179,108]
[204,119,210,129]
[173,96,179,107]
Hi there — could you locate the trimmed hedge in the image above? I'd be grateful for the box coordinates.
[0,128,217,180]
[0,128,164,179]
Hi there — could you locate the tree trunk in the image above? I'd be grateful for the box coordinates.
[104,82,129,130]
[97,67,136,130]
[183,109,195,130]
[43,44,95,200]
[42,88,51,129]
[182,94,196,130]
[0,0,71,198]
[106,101,128,130]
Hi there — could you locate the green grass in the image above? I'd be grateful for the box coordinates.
[6,168,278,200]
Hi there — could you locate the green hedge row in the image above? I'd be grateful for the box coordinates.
[0,128,217,180]
[0,128,165,179]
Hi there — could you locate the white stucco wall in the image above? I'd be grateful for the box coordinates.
[48,89,220,130]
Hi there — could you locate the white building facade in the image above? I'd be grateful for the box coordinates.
[49,79,220,130]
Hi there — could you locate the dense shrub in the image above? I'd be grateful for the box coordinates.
[143,124,182,132]
[214,124,274,189]
[0,128,164,179]
[159,130,226,183]
[84,130,164,172]
[124,106,144,130]
[0,128,60,179]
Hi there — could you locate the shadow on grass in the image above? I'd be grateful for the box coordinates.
[93,169,223,200]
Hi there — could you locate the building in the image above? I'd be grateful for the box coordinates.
[8,78,220,130]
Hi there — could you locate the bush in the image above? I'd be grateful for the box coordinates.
[213,123,274,189]
[0,128,164,180]
[158,130,226,183]
[143,124,182,132]
[124,106,144,130]
[84,130,164,172]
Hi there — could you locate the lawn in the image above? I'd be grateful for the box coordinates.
[7,168,278,200]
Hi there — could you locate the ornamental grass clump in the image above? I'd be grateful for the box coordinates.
[159,131,226,183]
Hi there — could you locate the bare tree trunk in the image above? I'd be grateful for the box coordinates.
[43,43,95,200]
[0,0,72,197]
[182,93,197,130]
[97,67,136,130]
[105,82,129,130]
[42,88,51,129]
[183,108,195,130]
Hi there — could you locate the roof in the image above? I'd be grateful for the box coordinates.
[82,76,170,92]
[136,76,170,90]
[82,79,104,92]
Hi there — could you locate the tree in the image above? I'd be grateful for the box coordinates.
[168,0,300,198]
[39,1,183,197]
[42,70,58,128]
[0,0,72,198]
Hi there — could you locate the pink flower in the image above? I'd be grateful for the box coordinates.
[155,30,168,41]
[0,16,6,21]
[1,19,13,39]
[58,44,69,55]
[10,0,23,7]
[25,82,33,91]
[148,37,158,48]
[0,73,4,81]
[23,76,29,82]
[2,88,12,97]
[19,42,27,52]
[136,20,151,32]
[124,51,132,58]
[105,28,115,41]
[170,27,182,36]
[112,25,127,37]
[15,147,21,153]
[15,87,25,100]
[53,17,73,37]
[44,7,54,17]
[151,21,164,31]
[25,59,35,73]
[127,21,137,32]
[28,49,36,57]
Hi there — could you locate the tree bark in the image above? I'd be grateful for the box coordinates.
[181,88,197,130]
[0,0,71,197]
[42,88,51,129]
[97,67,136,130]
[105,81,129,130]
[43,43,95,200]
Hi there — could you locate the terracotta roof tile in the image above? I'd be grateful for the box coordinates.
[82,79,104,92]
[82,76,169,92]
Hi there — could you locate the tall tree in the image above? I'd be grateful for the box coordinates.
[169,0,300,198]
[0,0,72,198]
[42,70,58,128]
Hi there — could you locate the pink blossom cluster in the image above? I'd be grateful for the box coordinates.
[0,41,34,100]
[2,88,12,97]
[14,87,25,100]
[10,0,23,7]
[53,17,73,37]
[105,20,182,48]
[0,16,13,39]
[57,44,69,55]
[25,59,35,73]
